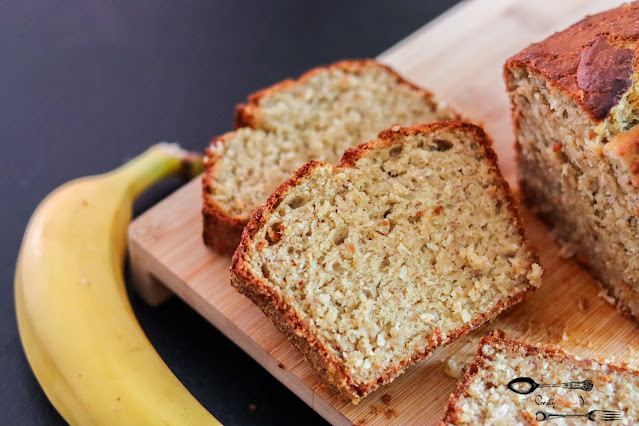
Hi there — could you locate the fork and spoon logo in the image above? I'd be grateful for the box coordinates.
[506,377,623,422]
[534,410,623,422]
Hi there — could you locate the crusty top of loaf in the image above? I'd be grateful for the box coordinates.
[506,2,639,122]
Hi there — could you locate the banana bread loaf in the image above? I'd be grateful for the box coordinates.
[231,122,542,403]
[505,2,639,318]
[441,332,639,425]
[202,59,458,253]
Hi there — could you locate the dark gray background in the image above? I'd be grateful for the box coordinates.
[1,1,460,424]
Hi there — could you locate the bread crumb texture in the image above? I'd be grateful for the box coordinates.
[505,3,639,317]
[233,123,541,402]
[441,335,639,425]
[205,60,456,222]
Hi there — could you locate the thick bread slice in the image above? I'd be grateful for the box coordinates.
[231,122,542,403]
[440,332,639,425]
[202,59,458,253]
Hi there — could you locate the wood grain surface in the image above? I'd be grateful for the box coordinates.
[127,0,637,424]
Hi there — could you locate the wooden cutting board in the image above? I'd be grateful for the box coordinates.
[127,0,638,424]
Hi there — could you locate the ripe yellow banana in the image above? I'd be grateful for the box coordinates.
[15,144,220,425]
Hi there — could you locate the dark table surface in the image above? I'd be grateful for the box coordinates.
[1,1,460,424]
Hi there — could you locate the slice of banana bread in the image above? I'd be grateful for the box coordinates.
[505,2,639,318]
[231,123,542,403]
[441,332,639,425]
[202,59,458,253]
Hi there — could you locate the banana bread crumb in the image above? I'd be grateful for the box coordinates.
[202,59,458,253]
[441,332,639,425]
[231,122,541,403]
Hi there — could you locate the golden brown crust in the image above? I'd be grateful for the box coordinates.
[506,3,639,319]
[604,124,639,186]
[203,59,454,253]
[231,122,541,403]
[439,331,639,425]
[201,134,249,254]
[505,1,639,122]
[234,59,443,129]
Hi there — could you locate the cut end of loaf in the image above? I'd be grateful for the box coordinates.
[440,332,639,425]
[231,122,542,403]
[505,6,639,317]
[202,59,458,253]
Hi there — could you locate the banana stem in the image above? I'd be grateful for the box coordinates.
[113,143,203,199]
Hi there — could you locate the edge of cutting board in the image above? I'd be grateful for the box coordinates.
[127,1,633,424]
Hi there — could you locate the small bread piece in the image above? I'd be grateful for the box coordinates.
[202,59,458,253]
[440,332,639,425]
[231,122,542,403]
[504,2,639,317]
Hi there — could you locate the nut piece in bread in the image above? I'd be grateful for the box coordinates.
[202,59,458,253]
[231,122,542,403]
[505,2,639,318]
